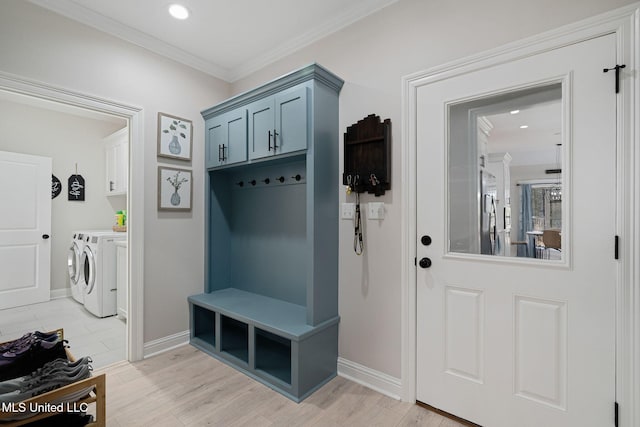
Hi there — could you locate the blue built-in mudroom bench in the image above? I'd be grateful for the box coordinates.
[189,64,344,402]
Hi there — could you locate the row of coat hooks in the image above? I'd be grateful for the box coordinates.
[235,174,303,187]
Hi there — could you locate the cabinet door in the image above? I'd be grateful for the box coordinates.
[248,98,275,160]
[105,134,128,195]
[275,86,308,155]
[226,110,248,165]
[206,117,226,168]
[206,110,247,168]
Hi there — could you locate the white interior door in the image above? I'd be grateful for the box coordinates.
[0,151,51,309]
[416,34,617,426]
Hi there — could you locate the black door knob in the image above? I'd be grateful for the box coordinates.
[42,234,50,240]
[419,257,432,268]
[421,235,432,246]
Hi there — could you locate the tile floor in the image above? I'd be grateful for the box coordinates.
[0,297,126,369]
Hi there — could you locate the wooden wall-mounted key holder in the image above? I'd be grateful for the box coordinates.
[343,114,391,196]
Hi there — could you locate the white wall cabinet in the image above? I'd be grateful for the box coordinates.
[104,127,128,196]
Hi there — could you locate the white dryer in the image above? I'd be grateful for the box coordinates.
[81,231,126,317]
[67,231,90,304]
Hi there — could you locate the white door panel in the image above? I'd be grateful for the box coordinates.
[416,34,616,427]
[0,151,51,309]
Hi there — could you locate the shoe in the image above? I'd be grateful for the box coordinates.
[0,363,92,403]
[0,357,92,394]
[1,333,59,358]
[0,331,58,354]
[0,339,68,382]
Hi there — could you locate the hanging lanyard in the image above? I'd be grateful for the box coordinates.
[353,176,363,255]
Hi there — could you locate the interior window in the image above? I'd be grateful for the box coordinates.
[447,83,564,261]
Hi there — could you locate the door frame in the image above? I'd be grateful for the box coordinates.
[0,71,145,362]
[400,4,640,426]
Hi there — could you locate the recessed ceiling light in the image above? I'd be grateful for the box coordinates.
[520,125,529,129]
[169,4,189,20]
[510,110,520,115]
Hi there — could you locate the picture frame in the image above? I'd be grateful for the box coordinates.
[158,166,192,211]
[157,112,192,161]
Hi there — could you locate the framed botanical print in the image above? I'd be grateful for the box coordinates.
[158,166,192,211]
[157,112,192,161]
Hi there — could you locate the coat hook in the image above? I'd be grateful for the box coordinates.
[250,179,257,186]
[262,178,270,184]
[277,176,285,183]
[236,181,244,187]
[291,174,301,182]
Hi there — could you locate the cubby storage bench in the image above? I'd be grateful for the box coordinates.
[190,63,344,402]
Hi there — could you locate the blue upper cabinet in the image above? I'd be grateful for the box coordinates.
[249,85,308,160]
[205,109,247,169]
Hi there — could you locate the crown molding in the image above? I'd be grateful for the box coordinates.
[28,0,233,81]
[227,0,399,82]
[28,0,397,83]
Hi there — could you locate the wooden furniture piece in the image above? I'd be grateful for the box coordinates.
[0,329,106,427]
[191,63,343,402]
[343,114,391,196]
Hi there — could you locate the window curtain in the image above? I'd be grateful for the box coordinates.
[518,184,534,257]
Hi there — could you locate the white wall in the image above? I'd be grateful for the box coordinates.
[0,99,125,294]
[0,0,230,342]
[231,0,636,379]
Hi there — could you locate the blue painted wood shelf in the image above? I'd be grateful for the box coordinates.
[189,289,340,402]
[191,63,343,402]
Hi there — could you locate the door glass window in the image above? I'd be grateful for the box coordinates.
[447,83,564,261]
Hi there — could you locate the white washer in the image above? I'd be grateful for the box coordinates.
[81,231,126,318]
[67,231,91,304]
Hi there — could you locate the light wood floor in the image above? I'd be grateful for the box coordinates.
[95,344,465,426]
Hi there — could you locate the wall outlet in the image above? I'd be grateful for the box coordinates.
[341,203,355,219]
[367,202,385,220]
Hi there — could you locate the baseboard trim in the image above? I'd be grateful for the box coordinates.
[143,330,190,359]
[337,357,402,400]
[50,288,71,300]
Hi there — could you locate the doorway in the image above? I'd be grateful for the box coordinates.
[401,5,639,427]
[0,71,144,363]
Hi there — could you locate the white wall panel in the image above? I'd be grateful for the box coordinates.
[514,296,567,410]
[445,286,484,383]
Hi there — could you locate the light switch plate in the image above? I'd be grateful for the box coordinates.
[341,203,355,219]
[367,202,385,220]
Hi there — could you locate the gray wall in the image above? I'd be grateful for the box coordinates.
[230,0,636,379]
[0,0,229,343]
[0,99,125,294]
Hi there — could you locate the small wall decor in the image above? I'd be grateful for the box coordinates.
[158,112,193,161]
[158,166,192,211]
[51,175,61,199]
[68,174,85,201]
[343,114,391,196]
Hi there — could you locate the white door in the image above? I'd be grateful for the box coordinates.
[416,34,617,426]
[0,151,52,309]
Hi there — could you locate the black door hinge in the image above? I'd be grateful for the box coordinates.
[615,401,619,427]
[615,235,619,260]
[414,257,417,266]
[603,65,626,93]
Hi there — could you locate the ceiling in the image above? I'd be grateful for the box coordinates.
[29,0,398,83]
[484,100,562,167]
